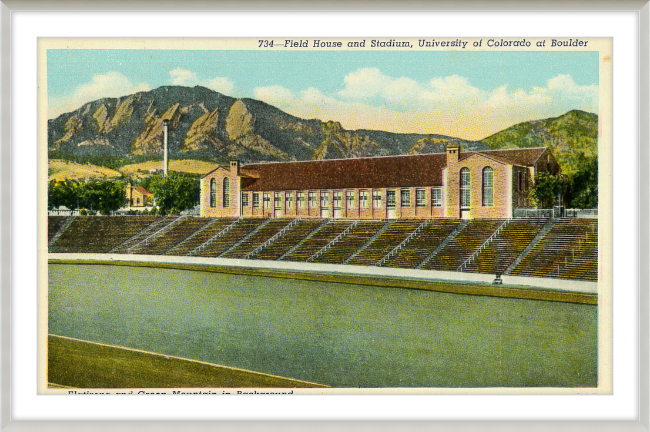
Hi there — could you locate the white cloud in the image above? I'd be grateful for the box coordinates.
[169,68,197,86]
[169,68,235,95]
[49,71,150,118]
[254,69,598,140]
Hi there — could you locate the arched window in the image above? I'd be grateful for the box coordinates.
[210,179,217,207]
[460,168,470,208]
[222,178,230,207]
[482,167,494,206]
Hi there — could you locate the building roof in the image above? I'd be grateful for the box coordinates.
[133,186,152,196]
[204,147,550,192]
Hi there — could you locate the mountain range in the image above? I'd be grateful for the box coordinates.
[48,85,598,175]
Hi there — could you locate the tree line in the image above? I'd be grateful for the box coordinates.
[530,154,598,209]
[48,173,200,214]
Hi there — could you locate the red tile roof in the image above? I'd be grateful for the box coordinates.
[204,147,549,192]
[133,186,152,196]
[239,153,448,191]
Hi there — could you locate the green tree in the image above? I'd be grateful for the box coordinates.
[568,155,598,209]
[144,173,199,211]
[530,172,569,208]
[79,180,126,213]
[48,180,82,210]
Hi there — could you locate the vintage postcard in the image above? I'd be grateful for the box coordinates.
[39,37,612,394]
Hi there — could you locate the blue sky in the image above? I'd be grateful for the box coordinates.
[47,49,599,140]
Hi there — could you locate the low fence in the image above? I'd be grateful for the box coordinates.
[513,207,597,219]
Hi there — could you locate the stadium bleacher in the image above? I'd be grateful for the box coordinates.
[347,219,423,266]
[49,216,161,253]
[131,217,213,255]
[195,218,268,258]
[511,219,597,280]
[47,216,600,282]
[280,220,353,262]
[422,219,504,271]
[382,219,461,269]
[166,218,236,256]
[255,219,326,260]
[222,218,295,259]
[48,216,69,243]
[312,221,386,265]
[464,218,548,275]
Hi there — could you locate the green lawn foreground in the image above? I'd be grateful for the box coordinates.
[48,335,327,389]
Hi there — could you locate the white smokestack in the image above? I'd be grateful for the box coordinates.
[163,119,169,178]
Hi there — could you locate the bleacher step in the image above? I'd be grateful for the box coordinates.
[416,220,470,269]
[48,215,76,248]
[218,219,272,257]
[503,218,559,275]
[343,220,394,265]
[278,219,330,261]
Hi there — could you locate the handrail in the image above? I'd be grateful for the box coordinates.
[456,219,509,272]
[245,218,301,259]
[189,218,241,256]
[127,215,186,253]
[307,220,359,262]
[165,218,219,255]
[375,219,432,267]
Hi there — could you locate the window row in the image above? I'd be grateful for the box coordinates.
[237,188,444,209]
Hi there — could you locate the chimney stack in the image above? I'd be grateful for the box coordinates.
[446,143,460,166]
[163,119,169,177]
[230,160,240,176]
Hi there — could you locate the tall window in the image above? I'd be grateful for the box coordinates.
[320,191,330,208]
[297,192,306,209]
[309,191,317,208]
[222,178,230,207]
[460,168,471,208]
[210,179,217,207]
[432,188,442,208]
[333,191,342,209]
[242,193,249,207]
[274,192,281,209]
[285,192,293,209]
[373,190,382,209]
[400,189,411,207]
[252,193,260,208]
[263,193,271,209]
[346,190,355,209]
[386,190,396,208]
[482,167,494,206]
[360,190,369,209]
[416,189,426,207]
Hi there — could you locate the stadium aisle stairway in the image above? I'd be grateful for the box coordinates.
[382,219,461,269]
[347,219,423,266]
[166,218,236,256]
[280,220,352,262]
[464,218,548,275]
[195,218,268,258]
[222,219,295,259]
[312,221,386,265]
[48,216,69,243]
[422,219,504,271]
[255,219,325,260]
[131,217,214,255]
[49,216,161,254]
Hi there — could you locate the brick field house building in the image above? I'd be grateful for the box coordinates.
[200,144,560,220]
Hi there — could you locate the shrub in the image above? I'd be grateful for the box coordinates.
[79,208,87,216]
[99,209,110,216]
[158,208,167,216]
[150,207,157,215]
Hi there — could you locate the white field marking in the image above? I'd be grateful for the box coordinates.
[49,334,328,387]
